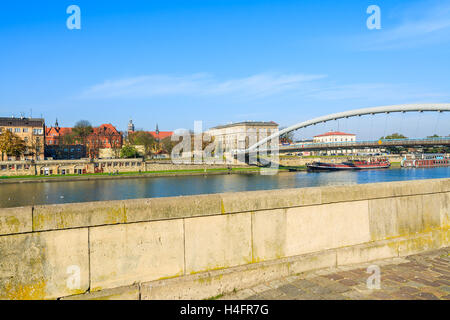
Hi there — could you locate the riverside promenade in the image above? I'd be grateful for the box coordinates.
[221,247,450,300]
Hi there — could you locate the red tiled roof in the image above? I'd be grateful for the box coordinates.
[45,127,73,136]
[147,131,173,140]
[94,124,120,134]
[314,131,355,138]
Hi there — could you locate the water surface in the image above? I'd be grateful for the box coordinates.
[0,167,448,208]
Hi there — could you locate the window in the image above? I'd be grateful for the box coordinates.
[23,128,28,133]
[14,128,20,133]
[33,128,43,135]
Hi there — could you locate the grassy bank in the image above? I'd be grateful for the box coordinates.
[0,166,266,183]
[0,162,403,183]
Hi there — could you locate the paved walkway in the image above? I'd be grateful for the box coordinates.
[221,247,450,300]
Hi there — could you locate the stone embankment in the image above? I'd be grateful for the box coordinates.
[0,178,448,299]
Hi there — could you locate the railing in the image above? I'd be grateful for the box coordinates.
[279,137,450,151]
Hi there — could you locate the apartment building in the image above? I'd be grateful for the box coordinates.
[0,117,45,160]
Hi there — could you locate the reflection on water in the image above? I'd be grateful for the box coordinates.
[0,167,449,208]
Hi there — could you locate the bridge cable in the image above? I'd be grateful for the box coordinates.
[433,111,440,136]
[383,112,388,138]
[414,115,421,138]
[399,112,405,137]
[370,115,374,141]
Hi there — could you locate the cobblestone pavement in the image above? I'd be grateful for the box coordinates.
[220,247,450,300]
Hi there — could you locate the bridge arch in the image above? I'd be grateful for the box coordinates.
[246,103,450,152]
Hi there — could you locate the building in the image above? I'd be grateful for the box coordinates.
[45,120,85,159]
[45,144,87,160]
[127,120,173,157]
[148,124,173,141]
[0,116,45,160]
[45,120,123,159]
[313,131,356,143]
[45,119,72,146]
[128,120,173,141]
[207,121,279,151]
[127,119,135,134]
[312,131,382,156]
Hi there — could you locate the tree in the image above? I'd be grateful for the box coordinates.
[102,126,123,158]
[72,120,97,158]
[189,133,215,152]
[61,131,77,145]
[379,133,407,154]
[161,136,177,155]
[87,136,102,159]
[279,127,295,144]
[73,120,93,145]
[380,133,407,140]
[120,145,140,158]
[73,120,93,144]
[128,131,156,156]
[0,131,26,160]
[28,135,43,160]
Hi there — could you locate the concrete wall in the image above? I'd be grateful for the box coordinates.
[0,178,448,299]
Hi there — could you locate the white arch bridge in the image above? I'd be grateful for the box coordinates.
[239,103,450,155]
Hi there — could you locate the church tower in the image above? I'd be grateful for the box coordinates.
[128,119,135,134]
[155,124,160,143]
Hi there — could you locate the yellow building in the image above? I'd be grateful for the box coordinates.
[0,117,45,160]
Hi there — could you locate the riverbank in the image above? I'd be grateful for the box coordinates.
[0,166,268,184]
[0,162,402,184]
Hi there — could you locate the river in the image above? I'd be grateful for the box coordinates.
[0,167,449,208]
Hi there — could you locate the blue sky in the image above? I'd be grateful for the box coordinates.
[1,0,449,137]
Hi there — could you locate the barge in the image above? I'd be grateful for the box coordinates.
[401,153,450,168]
[307,158,390,171]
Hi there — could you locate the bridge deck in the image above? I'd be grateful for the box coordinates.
[278,138,450,152]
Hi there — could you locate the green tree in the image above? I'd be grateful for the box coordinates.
[0,130,26,160]
[379,133,407,154]
[73,120,93,145]
[120,145,140,158]
[72,120,96,157]
[61,132,77,145]
[380,133,407,140]
[161,136,177,155]
[128,131,156,156]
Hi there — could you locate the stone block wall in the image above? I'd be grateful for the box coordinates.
[0,178,448,299]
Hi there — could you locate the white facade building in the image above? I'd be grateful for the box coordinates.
[206,121,279,152]
[312,131,382,155]
[313,131,356,143]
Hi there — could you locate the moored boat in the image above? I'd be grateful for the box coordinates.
[307,158,390,171]
[401,153,450,168]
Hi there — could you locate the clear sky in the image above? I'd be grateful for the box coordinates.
[1,0,449,137]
